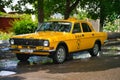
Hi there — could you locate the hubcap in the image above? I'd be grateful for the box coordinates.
[57,47,65,63]
[93,44,99,55]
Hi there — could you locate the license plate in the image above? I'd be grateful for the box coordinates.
[20,49,33,53]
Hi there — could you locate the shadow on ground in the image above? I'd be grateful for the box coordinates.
[16,54,120,74]
[0,76,25,80]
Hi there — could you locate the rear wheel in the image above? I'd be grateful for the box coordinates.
[52,46,66,64]
[16,54,30,62]
[89,43,100,57]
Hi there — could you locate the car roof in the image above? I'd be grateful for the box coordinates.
[49,17,88,23]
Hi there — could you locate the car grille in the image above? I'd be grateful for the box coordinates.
[10,38,43,46]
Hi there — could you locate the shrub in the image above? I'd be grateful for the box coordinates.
[11,15,38,35]
[103,22,119,32]
[0,12,3,16]
[0,31,14,40]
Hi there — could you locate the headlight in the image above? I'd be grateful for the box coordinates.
[43,40,49,46]
[10,39,14,45]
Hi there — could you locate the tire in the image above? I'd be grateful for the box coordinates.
[16,54,30,62]
[89,43,100,57]
[52,46,66,64]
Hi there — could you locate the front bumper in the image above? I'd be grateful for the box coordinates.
[10,48,55,56]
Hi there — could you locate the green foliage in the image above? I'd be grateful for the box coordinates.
[2,0,120,31]
[0,12,4,16]
[103,22,119,32]
[0,12,26,18]
[80,0,120,31]
[76,10,88,20]
[11,15,38,35]
[104,13,119,32]
[107,13,119,22]
[0,31,14,40]
[0,0,85,22]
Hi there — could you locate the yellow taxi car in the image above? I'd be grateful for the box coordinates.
[9,18,107,63]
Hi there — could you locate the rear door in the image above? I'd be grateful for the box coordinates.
[80,22,95,50]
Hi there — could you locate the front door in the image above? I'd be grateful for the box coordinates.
[72,23,82,51]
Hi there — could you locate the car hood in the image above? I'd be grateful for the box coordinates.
[12,31,71,41]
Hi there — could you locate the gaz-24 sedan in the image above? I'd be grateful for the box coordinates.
[9,18,107,63]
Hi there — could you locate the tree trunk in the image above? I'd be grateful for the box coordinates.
[38,0,44,25]
[64,0,70,19]
[100,17,104,31]
[0,5,6,12]
[99,1,105,32]
[64,0,80,19]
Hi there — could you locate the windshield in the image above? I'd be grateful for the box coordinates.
[36,22,72,32]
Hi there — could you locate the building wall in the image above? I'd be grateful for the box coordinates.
[86,19,100,32]
[0,17,19,32]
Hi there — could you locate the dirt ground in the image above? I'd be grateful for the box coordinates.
[0,40,120,80]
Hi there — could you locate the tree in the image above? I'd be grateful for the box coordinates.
[3,0,44,24]
[2,0,119,32]
[38,0,44,24]
[0,0,12,12]
[80,0,120,31]
[44,0,81,19]
[3,0,81,22]
[64,0,80,19]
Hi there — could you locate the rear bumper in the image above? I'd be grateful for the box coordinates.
[10,48,55,56]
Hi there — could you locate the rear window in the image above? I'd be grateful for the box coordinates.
[81,23,92,32]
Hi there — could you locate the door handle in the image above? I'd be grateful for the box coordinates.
[82,34,84,37]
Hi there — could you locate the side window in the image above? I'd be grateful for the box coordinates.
[81,23,92,32]
[72,23,81,33]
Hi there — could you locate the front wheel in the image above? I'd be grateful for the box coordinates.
[89,43,100,57]
[52,46,66,64]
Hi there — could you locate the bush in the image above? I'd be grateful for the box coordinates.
[0,12,3,16]
[103,22,119,32]
[11,15,38,35]
[0,31,14,40]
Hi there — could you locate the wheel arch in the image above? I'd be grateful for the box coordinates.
[57,41,69,53]
[95,39,102,51]
[51,41,69,64]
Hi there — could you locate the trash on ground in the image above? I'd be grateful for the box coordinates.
[0,59,19,71]
[73,52,91,59]
[1,48,10,52]
[0,71,16,76]
[28,56,53,65]
[0,40,9,44]
[0,40,2,44]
